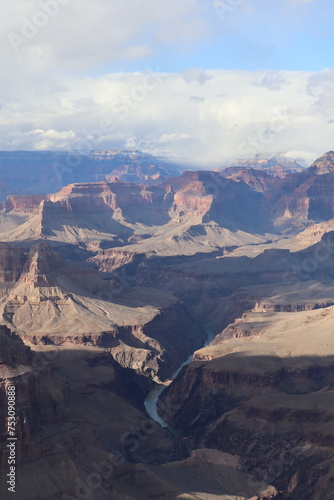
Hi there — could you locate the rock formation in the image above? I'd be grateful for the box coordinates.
[1,150,334,499]
[223,153,305,178]
[0,241,206,383]
[0,326,193,499]
[0,150,184,200]
[158,306,334,499]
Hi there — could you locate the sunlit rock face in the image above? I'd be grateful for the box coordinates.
[2,151,334,498]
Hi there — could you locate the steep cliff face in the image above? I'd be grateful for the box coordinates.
[4,195,46,213]
[0,329,279,500]
[2,151,334,248]
[130,248,300,333]
[1,181,173,244]
[0,241,206,383]
[0,326,69,471]
[274,175,334,223]
[158,306,334,499]
[308,150,334,175]
[0,326,192,499]
[0,173,275,259]
[270,152,334,227]
[219,167,275,192]
[0,243,25,283]
[167,170,270,233]
[90,248,145,272]
[225,154,305,178]
[0,324,31,366]
[129,230,334,338]
[19,242,65,287]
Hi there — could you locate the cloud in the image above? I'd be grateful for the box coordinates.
[182,68,212,86]
[188,96,205,102]
[253,71,288,91]
[0,67,333,166]
[157,133,191,143]
[1,0,333,173]
[1,0,208,71]
[117,45,154,60]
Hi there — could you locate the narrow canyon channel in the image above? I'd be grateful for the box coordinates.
[144,330,215,428]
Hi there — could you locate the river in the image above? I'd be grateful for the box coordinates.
[144,330,215,427]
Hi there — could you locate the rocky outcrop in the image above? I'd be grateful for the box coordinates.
[253,300,334,313]
[111,449,280,499]
[1,180,173,243]
[0,326,71,470]
[13,300,206,383]
[19,242,65,287]
[225,153,305,178]
[5,195,46,213]
[0,324,31,366]
[158,306,334,499]
[308,150,334,175]
[90,248,146,273]
[166,170,270,232]
[219,166,275,192]
[269,152,334,227]
[0,325,192,499]
[0,243,25,283]
[2,151,334,246]
[0,241,206,383]
[0,325,279,500]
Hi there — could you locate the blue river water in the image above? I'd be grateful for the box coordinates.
[144,330,215,427]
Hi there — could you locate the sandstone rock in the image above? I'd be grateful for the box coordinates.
[19,242,65,287]
[0,331,189,499]
[0,150,184,200]
[158,306,334,499]
[223,153,305,178]
[0,241,205,383]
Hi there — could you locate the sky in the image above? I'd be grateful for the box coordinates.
[1,0,334,166]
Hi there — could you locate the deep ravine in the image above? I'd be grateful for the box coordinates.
[144,329,215,428]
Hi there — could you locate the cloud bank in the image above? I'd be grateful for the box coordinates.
[1,0,333,166]
[1,66,333,166]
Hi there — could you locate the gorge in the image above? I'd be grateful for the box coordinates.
[1,150,334,499]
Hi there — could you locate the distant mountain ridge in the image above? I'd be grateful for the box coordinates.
[220,153,306,178]
[0,149,185,200]
[0,151,333,253]
[0,150,309,202]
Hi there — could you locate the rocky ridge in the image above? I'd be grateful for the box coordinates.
[0,241,206,383]
[0,150,184,200]
[0,326,198,499]
[158,305,334,499]
[1,150,334,498]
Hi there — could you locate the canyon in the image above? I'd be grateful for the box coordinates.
[0,150,183,201]
[1,150,334,499]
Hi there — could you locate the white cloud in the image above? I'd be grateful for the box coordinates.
[118,46,154,60]
[0,67,333,166]
[1,0,208,70]
[157,133,191,143]
[182,68,212,86]
[253,71,288,91]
